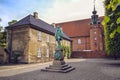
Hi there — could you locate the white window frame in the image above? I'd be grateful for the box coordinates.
[46,48,49,57]
[94,31,96,34]
[46,34,50,42]
[53,37,56,43]
[53,48,55,57]
[78,38,81,44]
[38,32,42,41]
[94,37,97,40]
[37,48,41,57]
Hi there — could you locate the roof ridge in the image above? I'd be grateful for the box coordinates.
[6,14,71,41]
[56,16,104,24]
[28,14,33,24]
[36,18,54,28]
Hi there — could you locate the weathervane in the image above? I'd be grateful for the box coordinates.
[94,0,96,11]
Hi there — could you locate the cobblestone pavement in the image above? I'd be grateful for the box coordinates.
[0,59,120,80]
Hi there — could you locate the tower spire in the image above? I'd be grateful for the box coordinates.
[92,0,97,14]
[90,0,100,25]
[94,0,95,11]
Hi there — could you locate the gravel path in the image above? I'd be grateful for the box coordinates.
[0,59,120,80]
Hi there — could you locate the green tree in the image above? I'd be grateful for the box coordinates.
[102,0,120,59]
[61,45,71,59]
[0,19,7,48]
[8,20,17,26]
[0,30,7,48]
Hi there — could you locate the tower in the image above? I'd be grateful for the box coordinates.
[90,0,103,51]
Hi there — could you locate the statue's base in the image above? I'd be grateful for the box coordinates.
[41,60,75,73]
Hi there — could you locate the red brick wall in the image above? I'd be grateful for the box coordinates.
[72,37,90,51]
[71,51,106,58]
[56,17,104,52]
[90,25,104,51]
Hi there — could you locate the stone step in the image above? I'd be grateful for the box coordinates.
[46,65,71,70]
[41,68,62,72]
[61,65,72,70]
[61,67,75,73]
[49,64,68,68]
[41,66,75,73]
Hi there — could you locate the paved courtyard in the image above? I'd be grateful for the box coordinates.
[0,58,120,80]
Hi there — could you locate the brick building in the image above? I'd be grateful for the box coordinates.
[56,17,104,51]
[56,7,105,58]
[6,12,71,63]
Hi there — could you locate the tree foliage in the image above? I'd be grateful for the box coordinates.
[102,0,120,57]
[0,18,7,48]
[0,29,7,48]
[8,20,17,26]
[61,45,71,58]
[0,23,6,48]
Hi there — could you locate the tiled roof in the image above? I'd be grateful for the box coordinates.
[6,15,71,41]
[56,16,104,37]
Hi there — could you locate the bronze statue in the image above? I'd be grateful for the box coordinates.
[54,26,63,60]
[55,26,63,48]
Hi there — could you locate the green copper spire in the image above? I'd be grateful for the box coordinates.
[90,0,100,25]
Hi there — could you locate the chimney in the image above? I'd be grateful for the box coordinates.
[52,23,56,28]
[33,12,39,19]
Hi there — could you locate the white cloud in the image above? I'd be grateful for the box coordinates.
[0,0,105,27]
[42,0,105,24]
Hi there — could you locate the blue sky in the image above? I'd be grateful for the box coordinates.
[0,0,104,27]
[0,0,53,27]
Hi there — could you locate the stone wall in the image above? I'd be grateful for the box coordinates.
[0,46,8,64]
[7,25,30,63]
[7,25,71,63]
[28,28,55,63]
[28,28,71,63]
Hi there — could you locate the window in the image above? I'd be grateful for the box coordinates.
[94,37,97,40]
[94,31,96,34]
[38,32,42,41]
[46,34,50,42]
[53,37,56,43]
[78,39,81,44]
[46,49,49,57]
[37,48,41,57]
[52,47,55,57]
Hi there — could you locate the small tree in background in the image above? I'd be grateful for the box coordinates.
[0,18,7,48]
[61,45,71,59]
[0,29,7,48]
[8,20,17,26]
[102,0,120,59]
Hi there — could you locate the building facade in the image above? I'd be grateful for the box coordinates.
[56,17,104,52]
[6,12,71,63]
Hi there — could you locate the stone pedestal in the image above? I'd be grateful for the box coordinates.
[41,48,75,73]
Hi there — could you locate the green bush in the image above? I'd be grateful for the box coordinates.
[61,45,71,59]
[102,0,120,58]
